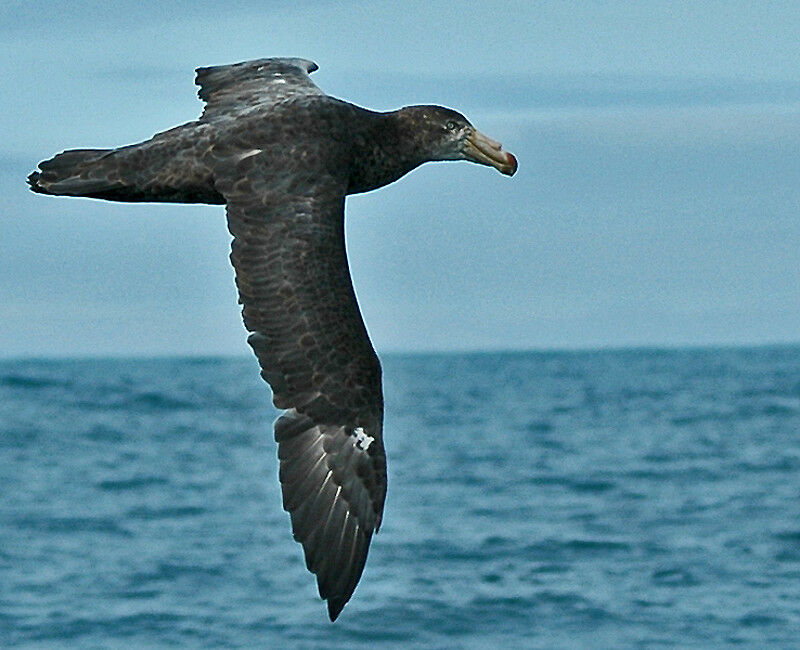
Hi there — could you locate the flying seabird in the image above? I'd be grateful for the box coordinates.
[28,57,517,620]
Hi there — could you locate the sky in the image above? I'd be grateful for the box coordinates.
[2,1,799,356]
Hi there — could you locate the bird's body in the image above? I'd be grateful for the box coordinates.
[28,57,516,620]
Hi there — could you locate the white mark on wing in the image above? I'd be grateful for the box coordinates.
[353,427,374,451]
[237,149,262,160]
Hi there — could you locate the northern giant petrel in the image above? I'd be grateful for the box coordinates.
[28,57,517,620]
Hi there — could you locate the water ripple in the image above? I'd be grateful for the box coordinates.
[2,348,800,647]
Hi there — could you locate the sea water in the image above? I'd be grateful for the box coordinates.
[2,347,800,648]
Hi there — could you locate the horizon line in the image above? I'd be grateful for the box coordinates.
[1,339,798,363]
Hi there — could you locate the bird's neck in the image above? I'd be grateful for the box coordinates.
[346,109,425,195]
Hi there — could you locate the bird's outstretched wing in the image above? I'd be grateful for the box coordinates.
[195,57,324,120]
[211,149,387,621]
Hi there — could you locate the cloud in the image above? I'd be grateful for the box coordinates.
[508,101,800,148]
[335,72,800,113]
[4,3,800,354]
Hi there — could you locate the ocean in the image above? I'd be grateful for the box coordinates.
[2,347,800,648]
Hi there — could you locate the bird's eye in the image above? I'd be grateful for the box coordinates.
[446,120,458,131]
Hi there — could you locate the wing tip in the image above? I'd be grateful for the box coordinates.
[327,597,347,621]
[195,57,321,115]
[195,56,318,80]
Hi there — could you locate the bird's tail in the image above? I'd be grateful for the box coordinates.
[28,124,224,204]
[28,149,117,198]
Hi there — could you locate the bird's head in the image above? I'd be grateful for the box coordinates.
[400,105,517,176]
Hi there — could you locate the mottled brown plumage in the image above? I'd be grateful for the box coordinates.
[27,57,516,620]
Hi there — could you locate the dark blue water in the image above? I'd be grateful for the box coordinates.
[2,347,800,648]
